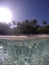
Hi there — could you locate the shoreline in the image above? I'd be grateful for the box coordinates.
[0,34,49,40]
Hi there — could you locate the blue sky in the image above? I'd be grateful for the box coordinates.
[0,0,49,24]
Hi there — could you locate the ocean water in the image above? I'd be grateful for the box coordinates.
[0,39,49,65]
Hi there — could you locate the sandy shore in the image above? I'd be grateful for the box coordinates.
[0,34,49,40]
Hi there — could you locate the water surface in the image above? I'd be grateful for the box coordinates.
[0,39,49,65]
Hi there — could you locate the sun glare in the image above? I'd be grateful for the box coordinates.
[0,7,12,24]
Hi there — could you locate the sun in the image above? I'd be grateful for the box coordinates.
[0,7,12,24]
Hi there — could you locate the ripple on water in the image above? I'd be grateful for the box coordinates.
[0,39,49,65]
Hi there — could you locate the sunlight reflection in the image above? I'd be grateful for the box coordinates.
[0,46,3,49]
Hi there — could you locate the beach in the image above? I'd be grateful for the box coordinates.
[0,34,49,40]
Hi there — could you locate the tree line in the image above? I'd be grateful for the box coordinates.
[0,19,49,35]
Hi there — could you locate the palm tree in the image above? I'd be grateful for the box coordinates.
[43,20,47,26]
[31,19,38,27]
[12,20,17,25]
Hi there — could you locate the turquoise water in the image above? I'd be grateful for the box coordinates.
[0,39,49,65]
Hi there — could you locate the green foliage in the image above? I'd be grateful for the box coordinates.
[0,23,12,35]
[0,19,49,35]
[42,20,47,26]
[37,27,43,34]
[31,19,38,26]
[16,19,38,34]
[12,20,17,25]
[16,19,49,35]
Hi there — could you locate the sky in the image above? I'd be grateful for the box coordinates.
[0,0,49,24]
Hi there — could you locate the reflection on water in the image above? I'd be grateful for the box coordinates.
[0,39,49,65]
